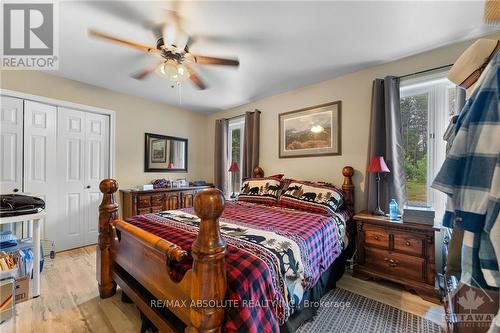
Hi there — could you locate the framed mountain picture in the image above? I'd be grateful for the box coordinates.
[279,101,341,158]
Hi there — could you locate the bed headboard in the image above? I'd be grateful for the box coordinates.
[252,165,355,211]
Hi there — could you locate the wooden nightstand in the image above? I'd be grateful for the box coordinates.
[353,211,440,303]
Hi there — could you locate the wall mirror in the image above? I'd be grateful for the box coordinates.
[144,133,188,172]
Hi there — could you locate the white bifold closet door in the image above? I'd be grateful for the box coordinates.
[57,107,109,250]
[23,100,57,241]
[0,96,23,194]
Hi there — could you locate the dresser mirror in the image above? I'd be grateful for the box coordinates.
[144,133,188,172]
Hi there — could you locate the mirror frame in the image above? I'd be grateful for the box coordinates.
[144,132,188,172]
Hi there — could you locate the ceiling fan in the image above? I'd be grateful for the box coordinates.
[87,10,239,90]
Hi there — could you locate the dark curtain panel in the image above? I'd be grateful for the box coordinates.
[214,119,229,192]
[242,110,261,179]
[365,76,407,213]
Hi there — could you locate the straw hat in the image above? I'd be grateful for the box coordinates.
[448,39,499,96]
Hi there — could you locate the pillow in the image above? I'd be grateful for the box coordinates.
[277,180,344,216]
[238,177,282,205]
[243,173,284,182]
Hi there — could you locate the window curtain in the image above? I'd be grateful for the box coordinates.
[365,76,407,213]
[242,110,261,179]
[214,119,229,192]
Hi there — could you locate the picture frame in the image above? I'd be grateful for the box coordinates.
[151,139,167,163]
[144,133,188,172]
[279,101,341,158]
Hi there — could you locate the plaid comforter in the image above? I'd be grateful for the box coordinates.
[126,201,352,332]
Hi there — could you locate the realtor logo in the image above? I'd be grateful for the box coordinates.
[2,2,58,69]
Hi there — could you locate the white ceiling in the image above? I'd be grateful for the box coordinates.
[55,1,497,112]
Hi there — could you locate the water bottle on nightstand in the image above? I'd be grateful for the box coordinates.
[389,199,398,220]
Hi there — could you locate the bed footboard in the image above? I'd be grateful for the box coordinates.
[98,179,227,333]
[97,179,118,298]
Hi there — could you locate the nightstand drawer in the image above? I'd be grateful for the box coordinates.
[364,225,389,249]
[393,230,424,257]
[365,247,424,281]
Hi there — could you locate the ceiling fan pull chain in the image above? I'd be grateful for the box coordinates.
[177,81,182,105]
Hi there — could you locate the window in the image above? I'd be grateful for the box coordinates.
[227,118,244,196]
[400,71,458,219]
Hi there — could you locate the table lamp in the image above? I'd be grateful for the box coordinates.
[228,161,240,199]
[367,155,390,216]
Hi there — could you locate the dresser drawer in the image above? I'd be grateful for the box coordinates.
[365,247,424,282]
[393,230,425,257]
[137,195,151,208]
[151,194,163,207]
[364,225,389,249]
[151,205,163,214]
[137,207,151,215]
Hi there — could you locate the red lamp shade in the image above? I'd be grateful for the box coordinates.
[367,156,390,173]
[167,162,175,169]
[228,161,240,172]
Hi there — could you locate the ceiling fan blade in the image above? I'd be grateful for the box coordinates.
[185,65,207,90]
[183,36,194,52]
[163,9,189,51]
[193,55,239,67]
[131,61,163,80]
[87,28,158,54]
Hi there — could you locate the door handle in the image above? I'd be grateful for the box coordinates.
[86,185,91,189]
[13,188,19,193]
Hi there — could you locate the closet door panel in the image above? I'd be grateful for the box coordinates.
[0,96,23,193]
[57,107,86,251]
[24,100,57,241]
[84,113,109,245]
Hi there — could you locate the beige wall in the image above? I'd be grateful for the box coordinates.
[206,32,500,211]
[0,70,208,190]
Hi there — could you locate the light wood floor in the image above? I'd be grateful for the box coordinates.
[3,246,444,332]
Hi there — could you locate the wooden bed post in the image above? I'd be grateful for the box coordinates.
[342,166,355,211]
[188,188,226,333]
[97,179,118,298]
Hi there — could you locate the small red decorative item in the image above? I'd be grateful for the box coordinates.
[228,161,240,199]
[228,161,240,172]
[367,156,390,173]
[167,162,175,169]
[367,155,390,216]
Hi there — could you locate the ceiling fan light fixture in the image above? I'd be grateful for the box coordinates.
[158,61,190,82]
[159,61,179,81]
[176,64,190,81]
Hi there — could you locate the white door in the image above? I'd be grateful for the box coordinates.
[0,96,23,194]
[84,112,109,245]
[57,107,109,250]
[57,107,86,250]
[24,100,57,241]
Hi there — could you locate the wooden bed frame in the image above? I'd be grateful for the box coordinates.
[97,166,355,332]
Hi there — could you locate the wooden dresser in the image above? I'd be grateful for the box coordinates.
[353,211,440,303]
[120,186,212,219]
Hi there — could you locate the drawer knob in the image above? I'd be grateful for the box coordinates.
[405,241,411,246]
[374,236,380,240]
[384,258,398,267]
